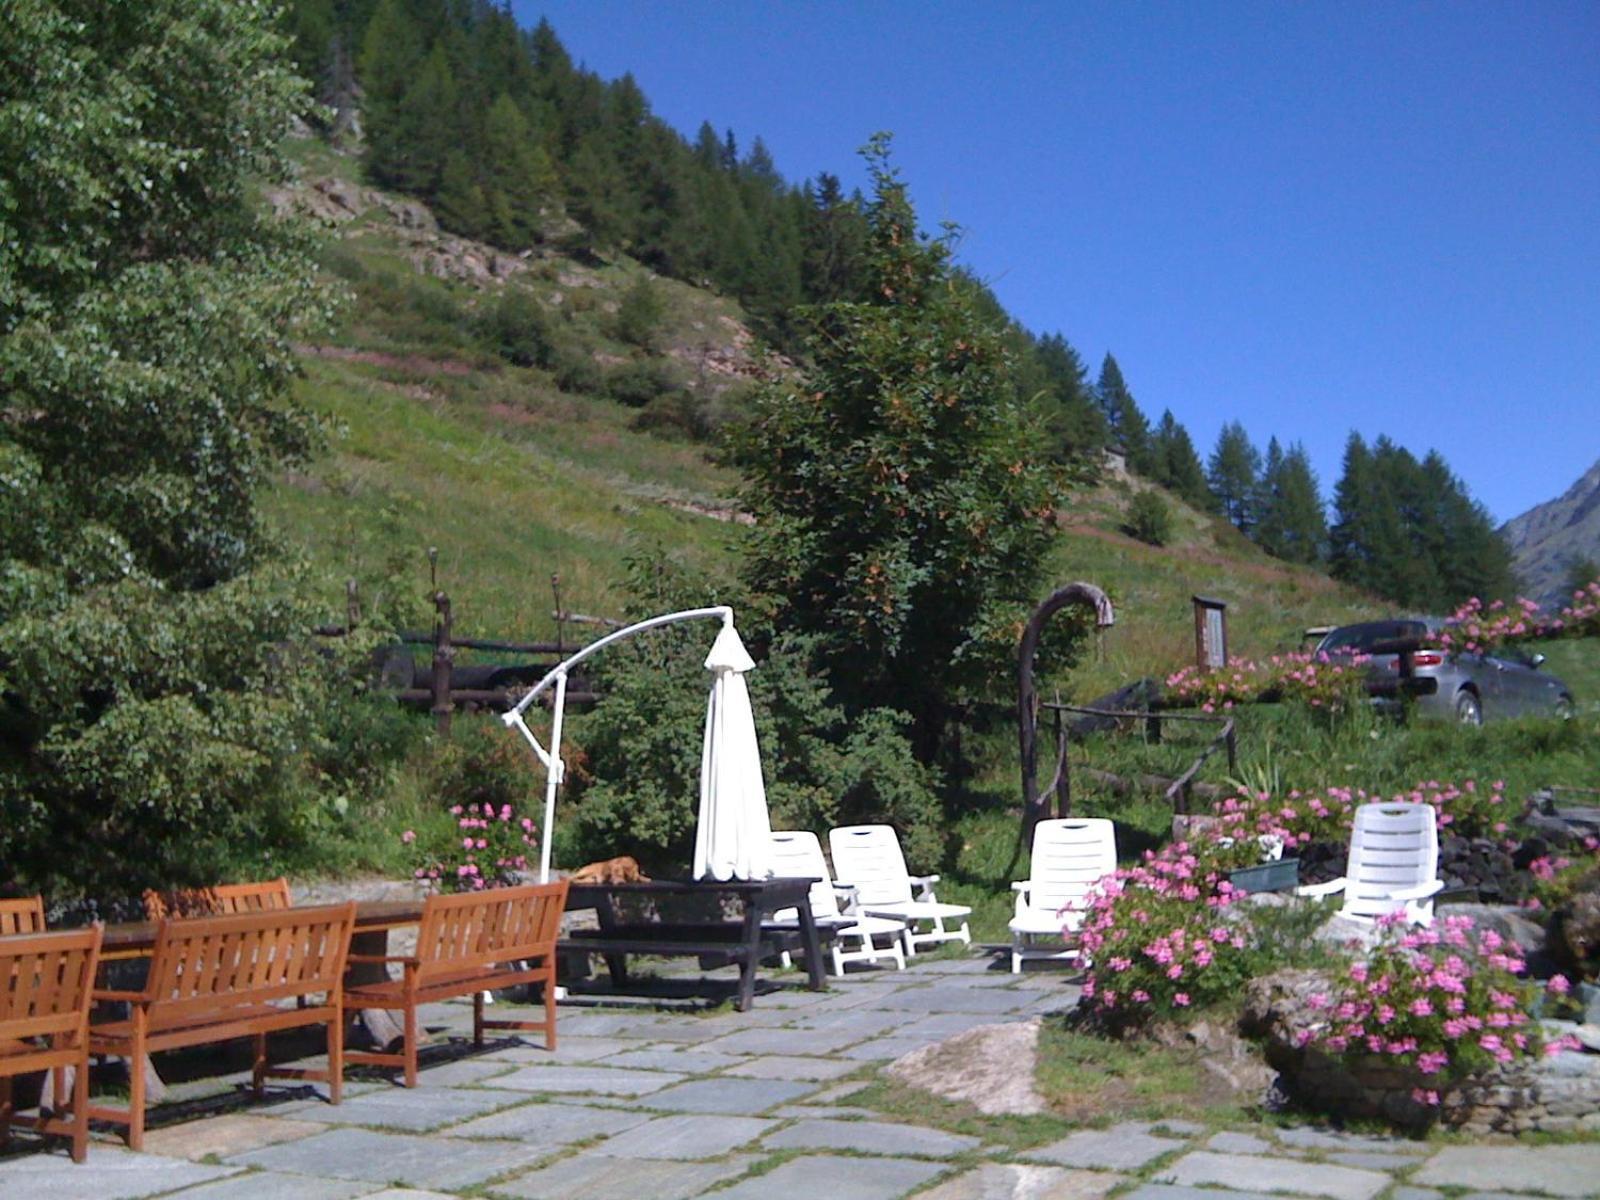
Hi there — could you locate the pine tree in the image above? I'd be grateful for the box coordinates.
[1029,333,1106,466]
[1096,354,1153,473]
[1207,421,1261,532]
[480,94,558,249]
[1150,410,1211,509]
[1255,438,1326,563]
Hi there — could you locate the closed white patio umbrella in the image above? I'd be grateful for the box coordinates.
[694,622,773,882]
[503,607,773,883]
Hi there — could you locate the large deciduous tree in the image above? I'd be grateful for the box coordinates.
[0,0,336,898]
[733,138,1064,761]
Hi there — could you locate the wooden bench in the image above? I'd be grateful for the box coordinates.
[345,882,566,1087]
[0,896,45,936]
[89,902,356,1150]
[0,926,103,1162]
[142,877,292,921]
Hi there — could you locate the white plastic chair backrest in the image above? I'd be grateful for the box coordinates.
[1027,818,1117,914]
[767,831,841,921]
[828,825,914,907]
[1342,802,1439,919]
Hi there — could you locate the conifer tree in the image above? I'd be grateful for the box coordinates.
[1151,410,1211,509]
[1096,354,1153,473]
[1207,421,1261,532]
[1254,438,1326,563]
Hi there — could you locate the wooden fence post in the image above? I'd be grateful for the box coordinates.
[431,591,454,737]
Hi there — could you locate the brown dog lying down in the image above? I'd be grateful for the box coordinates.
[568,855,650,884]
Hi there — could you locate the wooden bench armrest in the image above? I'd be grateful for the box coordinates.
[347,953,417,965]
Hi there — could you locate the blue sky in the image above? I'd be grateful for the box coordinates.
[514,2,1599,524]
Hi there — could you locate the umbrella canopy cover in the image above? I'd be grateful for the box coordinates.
[693,623,773,882]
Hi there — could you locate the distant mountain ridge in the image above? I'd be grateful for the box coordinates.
[1501,457,1600,606]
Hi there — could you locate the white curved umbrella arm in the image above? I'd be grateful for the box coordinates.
[499,606,735,881]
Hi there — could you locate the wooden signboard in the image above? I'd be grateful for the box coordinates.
[1193,595,1228,669]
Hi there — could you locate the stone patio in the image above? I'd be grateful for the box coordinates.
[2,951,1597,1199]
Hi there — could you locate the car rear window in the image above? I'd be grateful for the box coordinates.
[1320,621,1429,654]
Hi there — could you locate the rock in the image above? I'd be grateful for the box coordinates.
[1553,877,1600,973]
[1152,1018,1276,1098]
[1312,913,1385,953]
[885,1017,1046,1116]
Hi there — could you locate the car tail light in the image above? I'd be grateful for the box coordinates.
[1412,651,1443,667]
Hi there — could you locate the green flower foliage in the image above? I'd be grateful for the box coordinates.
[0,2,347,900]
[732,137,1064,757]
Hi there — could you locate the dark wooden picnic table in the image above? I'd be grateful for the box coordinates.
[561,876,826,1011]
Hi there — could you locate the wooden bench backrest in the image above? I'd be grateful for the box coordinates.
[413,882,568,983]
[140,902,355,1028]
[142,877,292,922]
[0,926,102,1048]
[0,896,45,936]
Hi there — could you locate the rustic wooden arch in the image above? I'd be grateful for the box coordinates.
[1017,582,1114,848]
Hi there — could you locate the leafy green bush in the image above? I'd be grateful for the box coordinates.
[474,288,556,368]
[551,343,604,394]
[604,359,681,407]
[1125,490,1173,546]
[564,553,942,874]
[613,278,665,349]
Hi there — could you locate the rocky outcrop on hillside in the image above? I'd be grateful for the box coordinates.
[1502,457,1600,606]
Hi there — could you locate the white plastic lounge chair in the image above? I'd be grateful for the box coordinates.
[1008,817,1117,974]
[1296,801,1443,926]
[828,825,972,955]
[767,831,906,975]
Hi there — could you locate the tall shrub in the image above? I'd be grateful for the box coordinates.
[732,136,1064,760]
[0,1,336,898]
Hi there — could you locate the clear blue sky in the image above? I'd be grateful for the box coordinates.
[514,2,1599,524]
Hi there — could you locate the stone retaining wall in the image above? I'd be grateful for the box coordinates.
[1243,967,1600,1134]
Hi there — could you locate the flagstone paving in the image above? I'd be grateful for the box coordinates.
[2,951,1598,1199]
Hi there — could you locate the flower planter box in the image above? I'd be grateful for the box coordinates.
[1228,857,1300,894]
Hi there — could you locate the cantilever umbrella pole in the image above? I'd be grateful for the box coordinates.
[501,606,735,883]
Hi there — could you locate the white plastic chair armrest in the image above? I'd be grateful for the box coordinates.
[1296,877,1347,898]
[1010,882,1030,892]
[833,882,860,913]
[1389,879,1445,901]
[909,873,940,901]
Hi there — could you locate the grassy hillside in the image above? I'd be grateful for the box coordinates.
[269,139,1375,674]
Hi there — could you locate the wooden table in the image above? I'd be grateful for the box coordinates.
[560,877,826,1011]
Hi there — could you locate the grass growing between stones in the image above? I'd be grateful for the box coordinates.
[1032,1020,1248,1128]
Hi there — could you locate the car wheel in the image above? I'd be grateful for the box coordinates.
[1454,690,1483,726]
[1554,694,1575,721]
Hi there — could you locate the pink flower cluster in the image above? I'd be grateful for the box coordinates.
[407,801,538,892]
[1302,914,1564,1102]
[1079,840,1253,1023]
[1165,652,1367,715]
[1212,777,1512,846]
[1437,582,1600,653]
